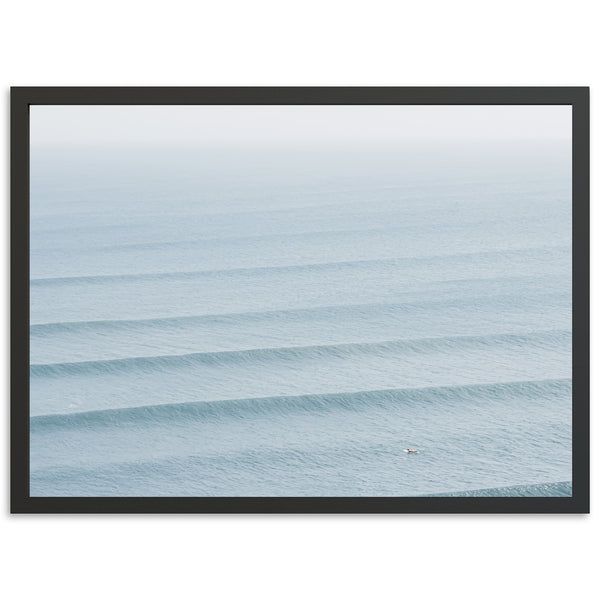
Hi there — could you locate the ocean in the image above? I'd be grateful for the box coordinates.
[29,142,572,496]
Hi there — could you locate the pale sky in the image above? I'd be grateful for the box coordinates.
[30,105,572,147]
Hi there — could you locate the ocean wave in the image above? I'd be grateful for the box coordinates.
[30,329,570,378]
[30,245,569,287]
[30,291,571,336]
[31,377,572,431]
[29,256,403,286]
[34,225,414,255]
[422,480,572,497]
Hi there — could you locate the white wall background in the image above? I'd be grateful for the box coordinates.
[1,2,596,599]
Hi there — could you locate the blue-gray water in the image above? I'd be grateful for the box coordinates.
[30,143,572,496]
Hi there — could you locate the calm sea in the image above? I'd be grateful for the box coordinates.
[29,143,572,496]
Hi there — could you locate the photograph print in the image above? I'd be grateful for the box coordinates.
[13,88,588,512]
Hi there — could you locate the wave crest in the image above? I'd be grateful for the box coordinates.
[31,378,572,431]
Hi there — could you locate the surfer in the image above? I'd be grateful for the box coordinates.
[406,449,419,453]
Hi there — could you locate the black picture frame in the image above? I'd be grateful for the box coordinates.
[11,87,590,514]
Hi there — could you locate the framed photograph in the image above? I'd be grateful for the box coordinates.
[11,87,589,513]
